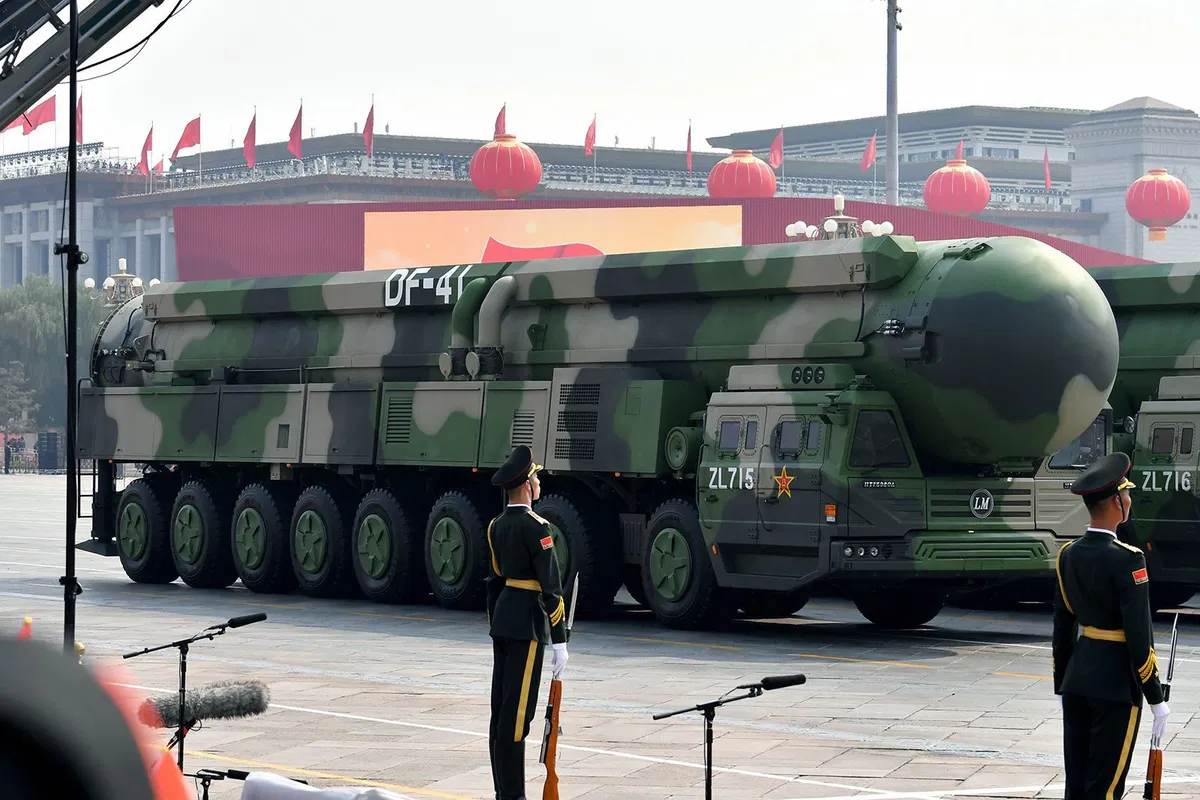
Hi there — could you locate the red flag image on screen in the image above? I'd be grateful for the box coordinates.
[768,129,783,169]
[481,237,604,264]
[364,102,375,157]
[860,132,877,172]
[288,104,303,159]
[244,112,256,168]
[171,116,200,159]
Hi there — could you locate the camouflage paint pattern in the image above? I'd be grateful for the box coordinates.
[76,235,1120,619]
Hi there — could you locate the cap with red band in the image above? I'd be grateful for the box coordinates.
[1070,452,1136,500]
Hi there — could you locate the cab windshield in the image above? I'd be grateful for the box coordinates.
[1048,414,1108,470]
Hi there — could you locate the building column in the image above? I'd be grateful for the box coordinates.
[159,215,170,281]
[20,206,31,281]
[134,218,145,275]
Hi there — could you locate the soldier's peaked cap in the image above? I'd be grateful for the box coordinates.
[491,445,543,491]
[1070,452,1136,499]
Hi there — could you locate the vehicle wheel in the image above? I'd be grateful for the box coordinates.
[623,566,648,607]
[231,483,298,594]
[353,488,428,604]
[169,480,238,589]
[1150,583,1196,612]
[424,490,491,610]
[737,588,811,619]
[853,587,946,629]
[534,492,622,617]
[640,498,735,630]
[289,485,356,597]
[115,478,177,584]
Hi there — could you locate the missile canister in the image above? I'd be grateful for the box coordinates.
[90,234,1118,465]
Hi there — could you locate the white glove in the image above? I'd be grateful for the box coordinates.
[1151,701,1170,741]
[551,643,568,680]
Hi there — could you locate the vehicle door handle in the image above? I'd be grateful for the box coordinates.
[704,493,717,503]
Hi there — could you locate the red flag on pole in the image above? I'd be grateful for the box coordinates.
[288,103,303,159]
[768,128,783,169]
[364,102,375,157]
[584,115,596,155]
[686,121,692,172]
[244,112,256,168]
[4,95,56,135]
[171,116,200,159]
[76,95,83,144]
[859,132,877,172]
[494,104,506,137]
[1043,146,1052,190]
[136,126,152,176]
[153,158,163,175]
[955,139,964,159]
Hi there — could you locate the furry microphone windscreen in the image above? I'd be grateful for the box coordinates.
[137,679,270,728]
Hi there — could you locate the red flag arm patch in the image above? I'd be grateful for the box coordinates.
[540,535,554,550]
[1133,567,1149,585]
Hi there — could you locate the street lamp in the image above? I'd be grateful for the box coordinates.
[786,195,896,240]
[85,258,146,307]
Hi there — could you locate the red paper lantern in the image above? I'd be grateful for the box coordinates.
[469,134,542,200]
[1126,168,1191,242]
[923,158,991,216]
[708,150,776,198]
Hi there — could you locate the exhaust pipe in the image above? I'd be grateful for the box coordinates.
[468,274,517,380]
[438,277,489,380]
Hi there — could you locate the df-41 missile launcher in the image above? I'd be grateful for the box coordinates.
[78,228,1117,630]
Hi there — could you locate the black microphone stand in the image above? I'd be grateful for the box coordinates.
[122,620,238,771]
[652,682,765,800]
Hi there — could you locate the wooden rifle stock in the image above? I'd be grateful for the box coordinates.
[1143,747,1162,800]
[539,678,563,800]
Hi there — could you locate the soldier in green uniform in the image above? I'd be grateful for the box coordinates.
[1054,452,1169,799]
[486,445,569,800]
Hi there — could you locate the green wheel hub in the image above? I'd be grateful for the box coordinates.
[172,504,204,565]
[118,502,148,561]
[649,527,691,602]
[233,507,266,570]
[357,513,392,580]
[546,522,569,578]
[294,509,328,574]
[429,516,466,584]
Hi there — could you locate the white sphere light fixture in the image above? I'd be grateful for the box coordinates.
[103,277,116,290]
[83,277,96,290]
[131,277,143,288]
[879,221,894,235]
[823,218,838,233]
[149,278,161,287]
[785,223,797,237]
[806,225,819,238]
[861,220,876,235]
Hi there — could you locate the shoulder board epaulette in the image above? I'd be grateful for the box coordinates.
[526,510,550,526]
[1112,540,1143,555]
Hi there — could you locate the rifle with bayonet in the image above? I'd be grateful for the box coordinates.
[1144,612,1179,800]
[540,573,579,800]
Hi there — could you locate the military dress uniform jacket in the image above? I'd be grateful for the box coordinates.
[485,504,568,645]
[1053,529,1164,707]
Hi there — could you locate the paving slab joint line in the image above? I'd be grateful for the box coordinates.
[782,775,1200,800]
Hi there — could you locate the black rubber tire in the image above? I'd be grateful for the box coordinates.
[423,489,491,611]
[352,488,428,604]
[231,482,299,594]
[640,498,735,630]
[534,492,623,617]
[623,566,649,607]
[737,588,811,619]
[853,587,946,629]
[115,477,177,584]
[168,480,238,589]
[289,484,357,597]
[1150,583,1196,612]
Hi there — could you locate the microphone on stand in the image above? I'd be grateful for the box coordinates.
[138,679,270,729]
[736,673,807,691]
[205,612,267,632]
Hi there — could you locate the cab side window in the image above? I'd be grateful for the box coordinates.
[744,419,759,451]
[718,419,741,452]
[849,410,911,468]
[1151,426,1175,456]
[774,419,804,460]
[1182,427,1194,455]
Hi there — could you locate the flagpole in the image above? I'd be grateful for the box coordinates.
[780,122,785,182]
[198,112,202,187]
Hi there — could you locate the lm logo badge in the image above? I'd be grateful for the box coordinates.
[969,488,994,519]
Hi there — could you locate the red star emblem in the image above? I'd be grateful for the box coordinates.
[774,466,794,499]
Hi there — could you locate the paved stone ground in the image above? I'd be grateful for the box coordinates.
[4,475,1200,799]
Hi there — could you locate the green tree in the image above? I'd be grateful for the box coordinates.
[0,360,39,432]
[0,275,109,427]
